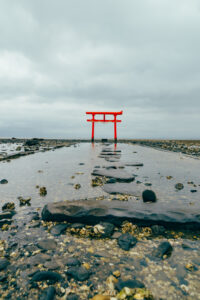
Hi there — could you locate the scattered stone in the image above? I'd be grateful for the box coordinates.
[0,258,10,271]
[106,178,117,184]
[2,202,15,211]
[175,183,184,190]
[31,271,63,282]
[185,263,197,272]
[115,279,145,291]
[152,241,173,259]
[0,211,14,220]
[66,266,91,281]
[0,179,8,184]
[40,187,47,196]
[190,189,197,193]
[117,233,137,251]
[37,239,57,251]
[65,258,81,267]
[39,286,56,300]
[142,190,156,203]
[74,184,81,189]
[91,177,104,187]
[93,222,114,238]
[18,196,31,206]
[50,224,68,235]
[166,176,173,180]
[144,183,152,186]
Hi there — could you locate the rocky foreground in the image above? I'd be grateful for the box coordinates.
[0,141,200,299]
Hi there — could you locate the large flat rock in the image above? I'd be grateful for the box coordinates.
[41,200,200,229]
[92,169,135,182]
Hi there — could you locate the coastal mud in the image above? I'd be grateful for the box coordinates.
[0,141,200,299]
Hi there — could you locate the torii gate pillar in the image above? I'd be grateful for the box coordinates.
[86,111,123,142]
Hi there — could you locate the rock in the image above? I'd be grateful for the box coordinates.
[152,241,173,259]
[115,279,145,291]
[2,202,15,211]
[39,286,56,300]
[50,224,68,235]
[0,211,14,220]
[93,222,114,238]
[106,178,117,184]
[175,183,184,190]
[40,187,47,196]
[117,233,137,251]
[151,225,165,235]
[0,258,10,271]
[125,163,144,167]
[18,196,31,206]
[190,189,197,193]
[142,190,156,203]
[0,179,8,184]
[65,257,81,267]
[37,239,57,251]
[92,169,135,183]
[0,219,13,228]
[31,271,63,282]
[67,294,79,300]
[41,199,200,229]
[44,261,60,270]
[74,184,81,189]
[66,266,91,281]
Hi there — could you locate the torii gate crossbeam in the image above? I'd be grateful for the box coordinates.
[86,111,123,142]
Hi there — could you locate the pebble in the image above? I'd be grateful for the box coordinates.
[152,241,173,259]
[66,266,91,281]
[31,271,63,282]
[142,190,156,202]
[118,233,137,251]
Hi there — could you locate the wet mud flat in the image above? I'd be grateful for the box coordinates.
[0,142,200,299]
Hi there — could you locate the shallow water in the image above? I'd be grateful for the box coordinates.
[0,142,200,213]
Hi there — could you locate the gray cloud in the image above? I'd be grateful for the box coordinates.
[0,0,200,139]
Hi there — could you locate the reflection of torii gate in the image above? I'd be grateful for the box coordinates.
[86,111,123,142]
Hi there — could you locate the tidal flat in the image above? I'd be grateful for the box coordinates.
[0,139,200,299]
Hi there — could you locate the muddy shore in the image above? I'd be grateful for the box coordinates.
[0,139,200,299]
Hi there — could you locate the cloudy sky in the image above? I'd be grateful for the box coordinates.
[0,0,200,139]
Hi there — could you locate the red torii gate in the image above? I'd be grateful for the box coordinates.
[86,110,123,142]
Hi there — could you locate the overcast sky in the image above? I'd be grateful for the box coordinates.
[0,0,200,139]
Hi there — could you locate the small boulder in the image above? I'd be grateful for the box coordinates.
[31,271,63,282]
[40,187,47,196]
[50,224,68,236]
[39,286,56,300]
[175,183,184,190]
[2,202,15,211]
[0,258,10,271]
[142,190,156,203]
[93,222,114,238]
[152,241,173,259]
[65,257,81,267]
[0,179,8,184]
[115,278,145,291]
[117,233,137,251]
[37,239,57,251]
[66,266,91,281]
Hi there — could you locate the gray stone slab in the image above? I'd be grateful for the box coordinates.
[92,169,135,182]
[41,200,200,229]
